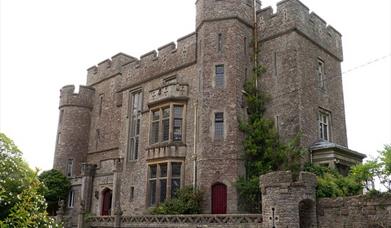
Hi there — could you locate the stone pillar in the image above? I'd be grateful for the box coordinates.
[78,164,96,228]
[260,171,317,228]
[112,158,123,228]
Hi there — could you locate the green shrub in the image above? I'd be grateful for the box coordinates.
[151,186,203,215]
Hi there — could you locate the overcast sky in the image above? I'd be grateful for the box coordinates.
[0,0,390,171]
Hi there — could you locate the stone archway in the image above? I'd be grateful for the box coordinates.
[101,188,112,216]
[299,199,315,228]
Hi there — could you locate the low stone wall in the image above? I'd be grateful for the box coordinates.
[317,195,391,228]
[88,214,262,228]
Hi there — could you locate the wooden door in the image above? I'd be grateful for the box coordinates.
[211,183,227,214]
[101,188,112,216]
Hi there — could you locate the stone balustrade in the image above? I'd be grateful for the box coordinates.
[148,83,189,106]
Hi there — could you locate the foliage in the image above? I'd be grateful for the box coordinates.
[236,65,305,212]
[235,176,260,213]
[39,169,71,215]
[350,144,391,192]
[0,132,58,227]
[151,186,203,215]
[304,163,362,198]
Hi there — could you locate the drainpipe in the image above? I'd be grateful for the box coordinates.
[193,101,198,188]
[253,0,260,88]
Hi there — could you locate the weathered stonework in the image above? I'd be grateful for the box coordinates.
[52,0,367,226]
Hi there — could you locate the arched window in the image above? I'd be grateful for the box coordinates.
[211,182,227,214]
[101,188,112,216]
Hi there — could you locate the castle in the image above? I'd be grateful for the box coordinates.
[53,0,367,225]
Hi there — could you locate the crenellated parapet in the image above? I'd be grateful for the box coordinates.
[196,0,261,29]
[86,52,136,86]
[118,32,197,92]
[258,0,343,60]
[59,85,95,110]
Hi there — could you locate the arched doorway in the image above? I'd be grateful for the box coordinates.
[211,183,227,214]
[101,188,112,216]
[299,199,315,228]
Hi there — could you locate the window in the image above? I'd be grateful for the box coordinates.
[273,51,278,77]
[68,191,75,208]
[66,159,73,177]
[218,33,223,52]
[319,111,330,141]
[162,108,170,142]
[130,187,135,201]
[148,162,182,206]
[129,91,142,160]
[317,59,325,89]
[244,37,247,55]
[99,94,104,116]
[171,162,181,197]
[214,112,224,139]
[150,105,184,144]
[59,110,64,123]
[215,65,225,88]
[173,106,183,141]
[149,165,157,205]
[151,110,160,144]
[57,132,61,145]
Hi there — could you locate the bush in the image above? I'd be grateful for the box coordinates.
[304,163,362,198]
[0,132,58,227]
[38,169,71,215]
[151,186,203,215]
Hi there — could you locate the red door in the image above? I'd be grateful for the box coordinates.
[101,188,112,216]
[212,183,227,214]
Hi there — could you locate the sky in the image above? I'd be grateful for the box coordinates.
[0,0,390,171]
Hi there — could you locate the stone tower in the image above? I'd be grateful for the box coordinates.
[195,0,260,213]
[53,85,95,177]
[260,171,317,228]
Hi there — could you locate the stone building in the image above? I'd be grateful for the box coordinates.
[52,0,366,223]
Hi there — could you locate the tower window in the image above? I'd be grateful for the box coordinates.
[67,190,75,208]
[66,159,73,177]
[214,112,224,139]
[218,33,223,52]
[319,111,330,141]
[57,132,61,145]
[244,37,247,55]
[99,94,104,116]
[215,65,225,88]
[129,91,142,160]
[59,110,64,123]
[317,59,325,89]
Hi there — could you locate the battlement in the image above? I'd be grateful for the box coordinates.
[196,0,261,29]
[86,52,136,86]
[258,0,343,60]
[260,171,317,191]
[119,32,197,92]
[59,85,95,109]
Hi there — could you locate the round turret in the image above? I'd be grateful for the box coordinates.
[53,85,95,177]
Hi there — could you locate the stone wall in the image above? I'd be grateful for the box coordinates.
[317,195,391,228]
